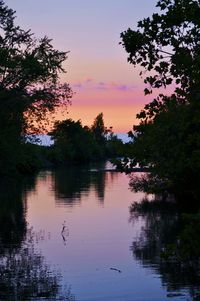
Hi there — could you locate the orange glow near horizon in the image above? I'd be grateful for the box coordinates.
[66,104,141,133]
[6,0,159,134]
[49,79,150,133]
[36,80,164,134]
[40,82,166,134]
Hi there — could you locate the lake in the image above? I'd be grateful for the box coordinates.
[0,162,199,300]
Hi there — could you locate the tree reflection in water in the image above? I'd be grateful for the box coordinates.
[53,162,117,206]
[130,198,200,300]
[0,176,75,301]
[0,176,35,252]
[0,227,75,301]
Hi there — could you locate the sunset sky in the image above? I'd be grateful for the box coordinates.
[7,0,157,133]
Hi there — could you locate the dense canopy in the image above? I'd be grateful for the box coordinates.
[120,0,200,204]
[0,0,72,174]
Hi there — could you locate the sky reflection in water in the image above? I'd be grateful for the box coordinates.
[0,164,197,300]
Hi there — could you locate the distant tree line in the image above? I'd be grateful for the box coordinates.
[49,112,125,165]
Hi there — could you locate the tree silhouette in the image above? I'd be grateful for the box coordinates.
[91,113,108,144]
[50,119,99,163]
[0,1,72,174]
[120,0,200,203]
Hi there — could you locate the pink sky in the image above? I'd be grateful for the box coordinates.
[60,78,148,132]
[7,0,158,133]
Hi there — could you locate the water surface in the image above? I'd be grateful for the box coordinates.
[0,163,198,300]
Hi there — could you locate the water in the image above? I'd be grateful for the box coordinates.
[0,162,199,300]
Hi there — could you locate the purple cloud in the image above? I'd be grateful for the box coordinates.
[73,82,82,89]
[72,79,136,92]
[117,84,129,91]
[96,82,107,90]
[85,78,93,83]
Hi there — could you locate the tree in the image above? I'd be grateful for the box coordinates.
[121,0,200,103]
[50,119,98,163]
[91,113,108,144]
[106,133,124,157]
[120,0,200,203]
[0,1,72,174]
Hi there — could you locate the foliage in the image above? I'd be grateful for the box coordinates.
[121,0,200,101]
[17,143,53,174]
[49,114,125,164]
[0,1,72,175]
[50,119,100,164]
[105,133,125,157]
[91,112,108,144]
[90,112,125,158]
[120,0,200,203]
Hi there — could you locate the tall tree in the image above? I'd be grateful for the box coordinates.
[0,1,72,174]
[120,0,200,203]
[91,112,108,144]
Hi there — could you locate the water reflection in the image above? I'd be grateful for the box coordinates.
[0,176,75,300]
[130,199,200,300]
[3,167,200,300]
[0,176,35,251]
[53,162,118,206]
[0,227,75,301]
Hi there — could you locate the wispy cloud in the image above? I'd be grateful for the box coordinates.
[96,82,107,90]
[73,82,83,88]
[72,79,136,92]
[96,81,136,91]
[117,84,130,91]
[85,78,93,83]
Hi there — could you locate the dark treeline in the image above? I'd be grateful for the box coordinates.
[48,112,125,165]
[118,0,200,270]
[119,0,200,206]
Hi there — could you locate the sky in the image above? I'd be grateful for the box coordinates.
[7,0,157,133]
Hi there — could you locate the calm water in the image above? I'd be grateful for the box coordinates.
[0,162,199,300]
